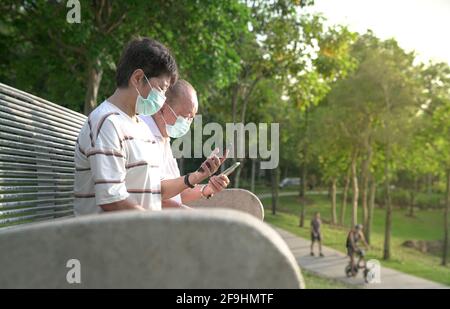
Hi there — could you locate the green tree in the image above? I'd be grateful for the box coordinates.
[418,62,450,265]
[350,36,421,260]
[315,32,422,254]
[0,0,250,114]
[288,24,356,227]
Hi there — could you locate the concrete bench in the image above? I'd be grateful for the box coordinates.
[0,209,303,288]
[185,188,264,220]
[0,82,304,288]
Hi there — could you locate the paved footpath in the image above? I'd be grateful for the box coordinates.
[274,227,448,289]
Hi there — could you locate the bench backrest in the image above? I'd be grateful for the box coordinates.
[0,209,304,288]
[0,83,86,228]
[186,188,264,220]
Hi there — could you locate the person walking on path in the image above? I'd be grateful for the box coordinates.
[310,212,324,257]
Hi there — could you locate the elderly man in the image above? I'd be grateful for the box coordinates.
[140,80,230,208]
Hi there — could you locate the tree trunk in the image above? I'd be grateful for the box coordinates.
[383,85,392,261]
[233,77,260,188]
[367,174,376,244]
[257,165,262,183]
[331,177,337,225]
[427,173,433,194]
[231,83,239,123]
[383,143,392,260]
[351,151,359,227]
[299,162,307,227]
[408,177,417,217]
[83,58,103,115]
[361,143,372,237]
[442,169,450,266]
[250,159,256,193]
[340,167,351,226]
[271,167,280,215]
[231,83,240,187]
[299,108,309,228]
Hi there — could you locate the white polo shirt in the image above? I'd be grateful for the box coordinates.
[74,101,162,215]
[139,115,182,205]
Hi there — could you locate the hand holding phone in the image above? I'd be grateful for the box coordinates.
[197,144,230,174]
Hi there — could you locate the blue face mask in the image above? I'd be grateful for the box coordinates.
[135,75,166,116]
[163,104,193,138]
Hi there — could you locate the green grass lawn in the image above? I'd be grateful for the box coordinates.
[302,270,356,289]
[261,193,450,286]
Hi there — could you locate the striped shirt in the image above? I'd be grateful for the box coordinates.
[74,101,162,215]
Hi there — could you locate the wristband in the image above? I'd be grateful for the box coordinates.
[184,173,196,188]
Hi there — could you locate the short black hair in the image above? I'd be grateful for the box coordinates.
[115,37,178,88]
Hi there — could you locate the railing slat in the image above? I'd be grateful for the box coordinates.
[0,197,74,209]
[0,178,74,184]
[0,153,74,167]
[0,121,77,147]
[0,146,74,162]
[0,185,73,192]
[0,83,84,227]
[0,131,76,152]
[0,204,73,216]
[0,96,85,131]
[0,191,74,200]
[0,82,86,123]
[0,106,81,136]
[0,209,74,226]
[0,139,75,157]
[0,162,74,173]
[0,108,80,140]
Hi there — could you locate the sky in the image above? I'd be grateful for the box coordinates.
[305,0,450,65]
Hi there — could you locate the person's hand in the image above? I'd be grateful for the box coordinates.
[197,148,228,179]
[203,174,230,196]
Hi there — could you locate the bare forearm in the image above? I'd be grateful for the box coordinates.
[100,198,145,212]
[181,175,229,203]
[161,171,205,200]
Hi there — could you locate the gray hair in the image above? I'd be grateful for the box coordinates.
[165,79,196,107]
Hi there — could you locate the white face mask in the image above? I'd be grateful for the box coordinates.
[162,104,193,138]
[135,75,166,116]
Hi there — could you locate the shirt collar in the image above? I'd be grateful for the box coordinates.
[140,114,170,142]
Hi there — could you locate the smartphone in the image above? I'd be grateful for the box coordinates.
[221,162,240,176]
